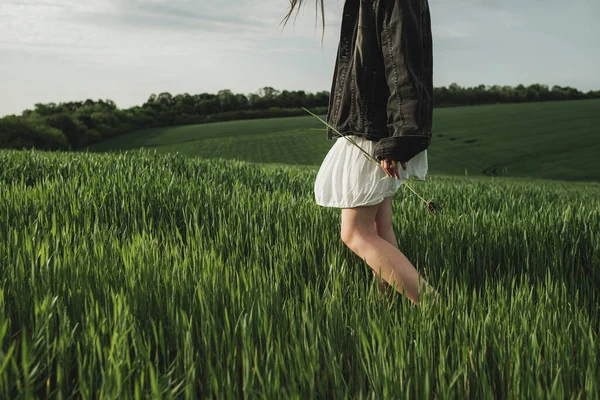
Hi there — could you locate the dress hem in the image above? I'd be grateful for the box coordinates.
[315,175,428,209]
[315,196,393,209]
[313,134,428,209]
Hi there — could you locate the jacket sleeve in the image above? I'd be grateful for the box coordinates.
[373,0,433,163]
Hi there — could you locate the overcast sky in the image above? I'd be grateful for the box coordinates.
[1,0,599,117]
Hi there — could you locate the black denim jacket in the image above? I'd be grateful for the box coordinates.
[326,0,433,163]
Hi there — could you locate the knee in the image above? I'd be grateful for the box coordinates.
[340,226,353,247]
[341,226,371,253]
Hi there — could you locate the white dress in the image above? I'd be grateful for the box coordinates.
[314,135,428,208]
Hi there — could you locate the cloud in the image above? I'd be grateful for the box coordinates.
[431,0,526,41]
[0,0,598,117]
[0,0,342,60]
[0,0,344,116]
[76,1,274,36]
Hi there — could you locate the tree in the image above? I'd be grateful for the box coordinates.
[157,92,173,107]
[217,89,237,112]
[0,116,69,150]
[45,113,89,148]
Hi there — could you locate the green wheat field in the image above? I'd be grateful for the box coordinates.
[1,141,599,397]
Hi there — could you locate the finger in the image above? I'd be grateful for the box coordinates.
[382,160,391,177]
[380,160,388,176]
[391,161,398,178]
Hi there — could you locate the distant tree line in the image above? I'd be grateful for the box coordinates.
[434,83,598,106]
[1,84,598,152]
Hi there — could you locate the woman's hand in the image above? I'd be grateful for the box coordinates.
[380,159,407,179]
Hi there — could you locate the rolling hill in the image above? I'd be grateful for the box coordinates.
[87,99,600,181]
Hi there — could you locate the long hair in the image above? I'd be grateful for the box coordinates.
[281,0,327,43]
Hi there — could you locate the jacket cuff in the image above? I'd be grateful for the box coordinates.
[326,126,337,140]
[373,136,430,163]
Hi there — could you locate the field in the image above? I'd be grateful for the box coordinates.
[0,148,598,398]
[88,99,600,182]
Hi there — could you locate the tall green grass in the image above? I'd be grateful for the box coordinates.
[0,148,598,398]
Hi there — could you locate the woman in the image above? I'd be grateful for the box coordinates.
[283,0,436,305]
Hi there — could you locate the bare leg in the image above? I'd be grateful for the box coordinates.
[373,197,399,297]
[374,197,400,250]
[341,200,435,305]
